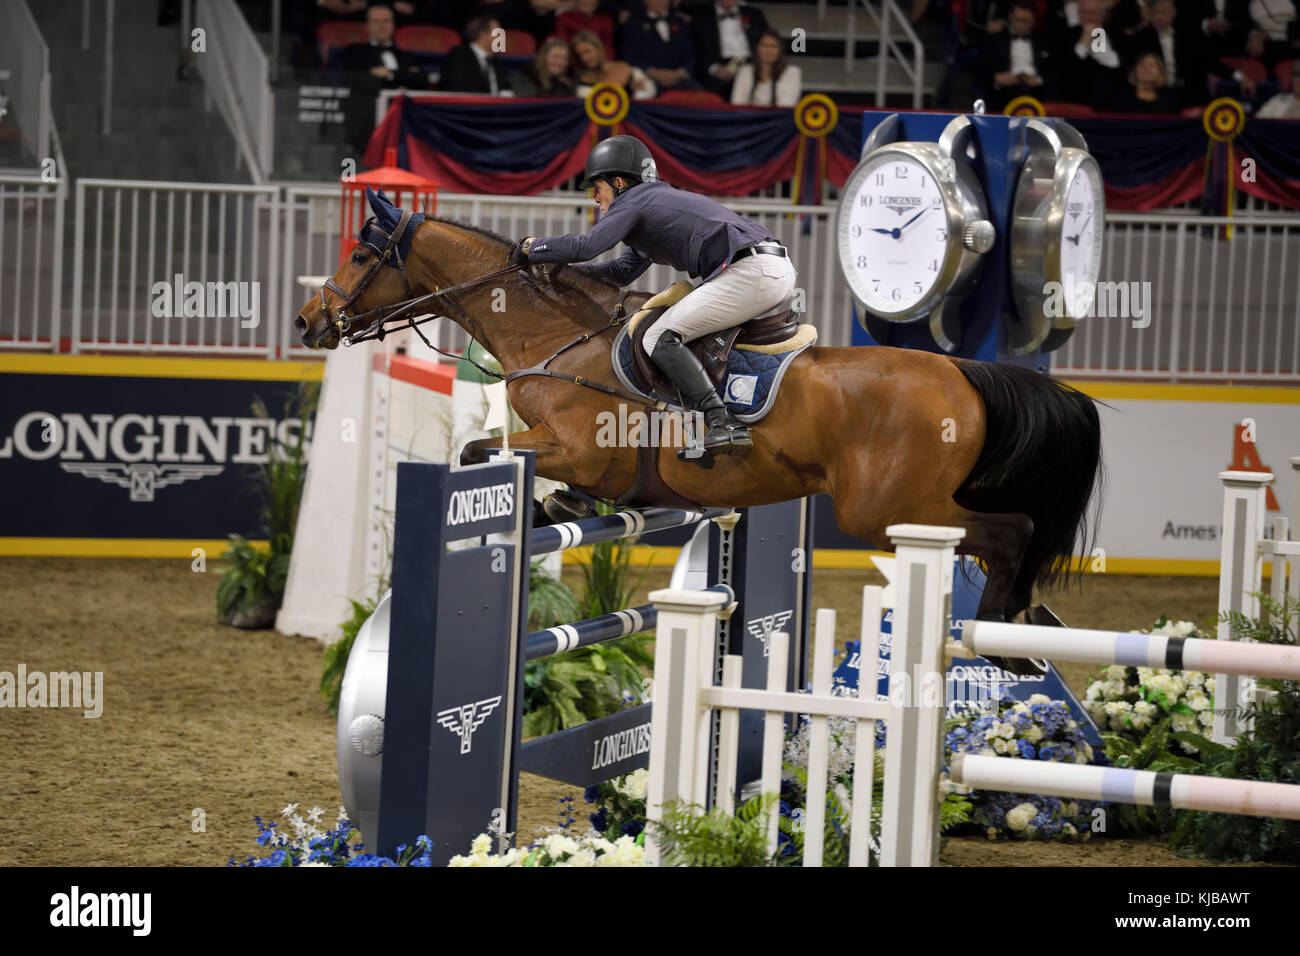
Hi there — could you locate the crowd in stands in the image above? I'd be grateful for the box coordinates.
[959,0,1300,115]
[300,0,803,107]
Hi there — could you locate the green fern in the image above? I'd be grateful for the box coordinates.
[319,595,380,716]
[651,795,778,867]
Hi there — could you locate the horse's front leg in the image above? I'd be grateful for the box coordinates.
[460,424,613,525]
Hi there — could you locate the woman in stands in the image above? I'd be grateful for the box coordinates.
[509,37,579,95]
[730,30,802,107]
[571,29,657,99]
[1117,51,1182,112]
[554,0,617,59]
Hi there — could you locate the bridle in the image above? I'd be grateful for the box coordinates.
[321,215,662,407]
[322,209,532,376]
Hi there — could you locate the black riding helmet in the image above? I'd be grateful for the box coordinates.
[578,134,658,194]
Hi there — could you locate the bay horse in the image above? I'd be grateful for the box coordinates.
[296,207,1103,665]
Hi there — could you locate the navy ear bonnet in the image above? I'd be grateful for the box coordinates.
[360,187,425,266]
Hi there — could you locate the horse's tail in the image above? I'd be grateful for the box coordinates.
[953,360,1104,591]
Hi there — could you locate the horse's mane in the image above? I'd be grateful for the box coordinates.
[431,216,627,298]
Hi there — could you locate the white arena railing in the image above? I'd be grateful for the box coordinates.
[5,176,1300,381]
[194,0,274,184]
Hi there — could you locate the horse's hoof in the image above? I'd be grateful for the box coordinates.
[542,491,598,524]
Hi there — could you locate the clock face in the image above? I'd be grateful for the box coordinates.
[839,151,951,317]
[1058,160,1104,318]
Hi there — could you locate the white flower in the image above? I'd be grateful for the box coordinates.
[1103,665,1127,683]
[996,721,1016,739]
[568,848,598,867]
[1023,725,1044,743]
[1084,680,1105,702]
[307,806,324,822]
[1011,702,1030,715]
[543,834,579,859]
[1172,712,1198,733]
[281,803,300,817]
[1005,803,1038,832]
[471,833,493,855]
[1170,620,1196,637]
[298,860,330,867]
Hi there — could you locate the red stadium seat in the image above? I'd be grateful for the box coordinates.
[1220,56,1268,83]
[503,30,537,56]
[1037,101,1096,118]
[1276,58,1296,92]
[318,21,370,64]
[396,25,461,54]
[654,89,728,106]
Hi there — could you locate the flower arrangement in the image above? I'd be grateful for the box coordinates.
[946,692,1101,841]
[1082,617,1217,755]
[448,831,647,867]
[584,768,648,839]
[228,803,432,867]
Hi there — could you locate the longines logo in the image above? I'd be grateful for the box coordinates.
[746,609,794,657]
[1066,201,1086,221]
[436,695,503,754]
[446,483,515,526]
[881,195,922,216]
[0,411,310,502]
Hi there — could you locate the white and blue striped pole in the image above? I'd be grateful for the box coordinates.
[529,508,734,556]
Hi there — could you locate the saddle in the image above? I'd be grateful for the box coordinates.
[627,281,800,398]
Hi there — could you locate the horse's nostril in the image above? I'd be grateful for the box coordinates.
[294,315,307,332]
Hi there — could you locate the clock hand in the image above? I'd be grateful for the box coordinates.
[898,206,933,233]
[1067,213,1092,245]
[869,227,894,235]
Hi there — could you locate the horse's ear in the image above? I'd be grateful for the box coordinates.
[365,187,391,218]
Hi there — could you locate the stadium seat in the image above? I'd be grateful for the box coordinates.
[1276,59,1296,92]
[1037,101,1096,118]
[654,89,728,106]
[396,25,461,54]
[1220,57,1268,83]
[504,30,537,56]
[317,22,370,65]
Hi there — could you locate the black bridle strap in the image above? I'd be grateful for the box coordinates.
[325,208,417,319]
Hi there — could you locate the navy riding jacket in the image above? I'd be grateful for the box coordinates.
[527,180,775,286]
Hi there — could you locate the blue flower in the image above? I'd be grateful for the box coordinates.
[621,819,643,838]
[1016,739,1037,759]
[776,831,795,856]
[778,801,792,818]
[584,785,600,803]
[590,808,608,832]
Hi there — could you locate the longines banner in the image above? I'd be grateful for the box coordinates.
[0,355,324,556]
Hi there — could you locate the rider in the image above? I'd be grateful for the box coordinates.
[508,134,797,460]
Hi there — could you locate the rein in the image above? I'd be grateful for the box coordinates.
[328,222,666,407]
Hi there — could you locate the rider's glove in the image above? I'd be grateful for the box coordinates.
[507,238,533,267]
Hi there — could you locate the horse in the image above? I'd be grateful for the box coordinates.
[295,202,1103,661]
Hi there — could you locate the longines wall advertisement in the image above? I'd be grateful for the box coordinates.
[0,356,1296,572]
[0,355,324,556]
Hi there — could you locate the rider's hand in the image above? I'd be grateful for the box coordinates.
[508,238,532,267]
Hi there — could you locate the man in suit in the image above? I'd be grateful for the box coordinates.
[336,4,430,153]
[622,0,702,91]
[983,0,1054,109]
[439,16,508,93]
[689,0,769,95]
[1193,0,1253,56]
[1052,0,1124,107]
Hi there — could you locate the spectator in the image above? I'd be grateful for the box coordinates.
[1194,0,1254,57]
[730,30,801,105]
[1245,0,1300,65]
[1256,55,1300,113]
[1054,0,1124,106]
[1116,49,1184,108]
[335,5,430,153]
[690,0,770,96]
[571,28,658,97]
[983,0,1054,109]
[621,0,701,91]
[555,0,618,59]
[440,16,509,92]
[527,0,575,40]
[1124,0,1208,102]
[450,0,532,31]
[509,36,579,94]
[336,4,430,86]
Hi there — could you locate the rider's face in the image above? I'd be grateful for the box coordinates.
[593,178,617,212]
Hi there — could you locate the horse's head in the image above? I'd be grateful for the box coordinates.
[296,187,424,349]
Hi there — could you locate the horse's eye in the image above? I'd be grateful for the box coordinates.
[352,252,366,264]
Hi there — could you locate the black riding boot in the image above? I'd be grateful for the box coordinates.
[650,331,753,460]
